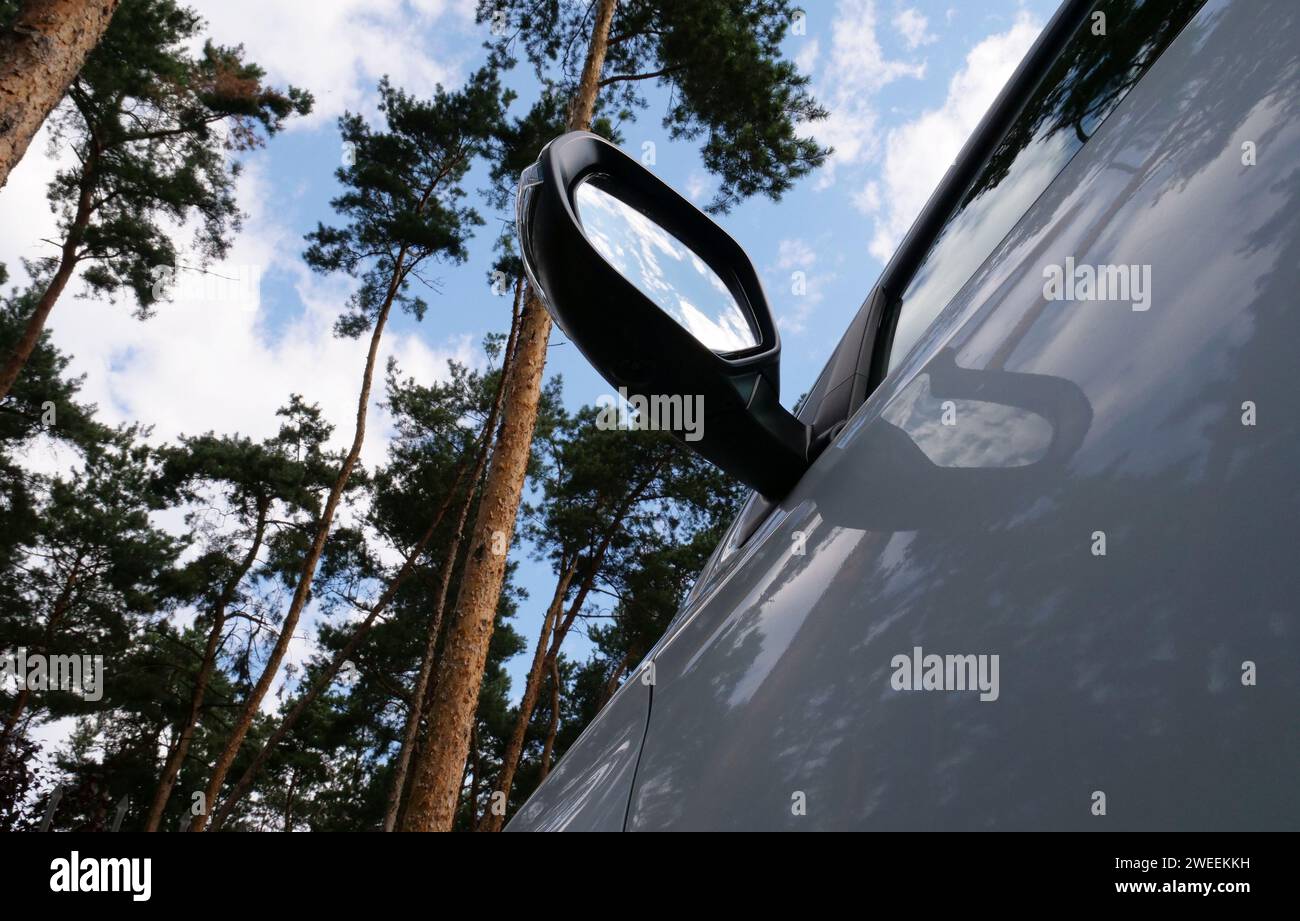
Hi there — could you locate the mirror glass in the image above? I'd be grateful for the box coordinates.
[575,179,758,352]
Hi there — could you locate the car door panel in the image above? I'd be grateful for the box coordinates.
[503,673,650,832]
[625,0,1300,831]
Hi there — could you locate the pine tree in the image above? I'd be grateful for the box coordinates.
[0,0,312,400]
[0,262,109,827]
[140,397,342,830]
[0,426,183,756]
[188,72,507,830]
[0,265,106,573]
[208,320,519,830]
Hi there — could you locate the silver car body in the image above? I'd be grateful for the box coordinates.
[509,0,1300,831]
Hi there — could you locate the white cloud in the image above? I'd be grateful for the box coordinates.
[195,0,477,125]
[892,8,937,49]
[685,171,711,203]
[0,126,478,472]
[0,129,61,271]
[851,179,882,214]
[809,0,926,188]
[776,237,817,270]
[867,11,1041,261]
[769,238,832,334]
[794,36,821,75]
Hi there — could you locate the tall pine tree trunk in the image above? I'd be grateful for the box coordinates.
[0,142,95,400]
[599,652,630,708]
[401,0,618,835]
[381,463,476,831]
[144,498,270,832]
[0,0,118,189]
[383,280,523,832]
[190,254,409,832]
[539,657,562,780]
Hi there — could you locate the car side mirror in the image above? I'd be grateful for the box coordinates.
[516,131,811,499]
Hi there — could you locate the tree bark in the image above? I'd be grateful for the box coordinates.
[378,421,474,832]
[539,656,562,780]
[0,0,119,190]
[599,652,630,709]
[382,279,523,832]
[400,0,618,835]
[144,498,269,832]
[0,139,96,400]
[190,253,409,832]
[466,721,481,829]
[282,765,296,831]
[564,0,619,133]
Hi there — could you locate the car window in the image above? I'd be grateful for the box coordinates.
[886,0,1207,372]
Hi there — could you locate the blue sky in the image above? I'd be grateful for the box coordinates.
[0,0,1059,703]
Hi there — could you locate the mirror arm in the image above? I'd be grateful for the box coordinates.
[740,376,813,498]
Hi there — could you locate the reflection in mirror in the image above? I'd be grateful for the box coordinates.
[575,179,758,352]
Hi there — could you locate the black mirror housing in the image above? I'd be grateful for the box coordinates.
[517,131,811,499]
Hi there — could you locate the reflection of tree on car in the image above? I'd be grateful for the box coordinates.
[967,0,1206,204]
